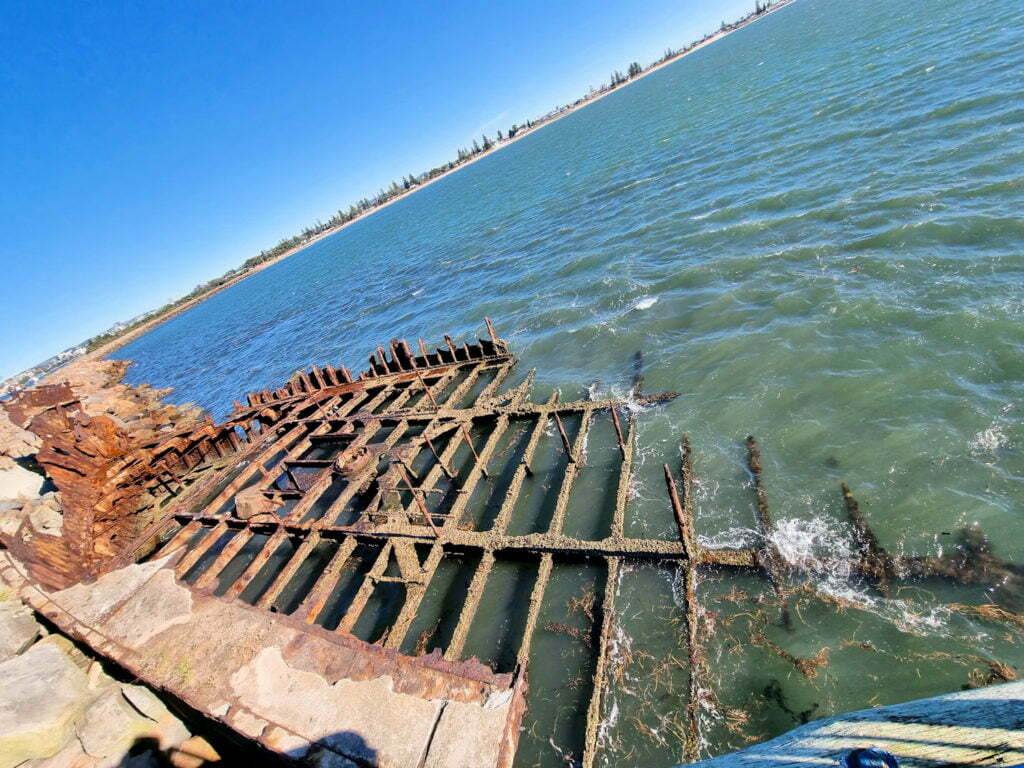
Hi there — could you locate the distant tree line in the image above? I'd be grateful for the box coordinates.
[84,0,784,354]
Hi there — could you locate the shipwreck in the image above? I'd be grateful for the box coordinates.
[2,320,1023,767]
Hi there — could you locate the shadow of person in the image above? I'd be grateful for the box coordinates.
[118,731,380,767]
[293,731,379,767]
[118,737,173,767]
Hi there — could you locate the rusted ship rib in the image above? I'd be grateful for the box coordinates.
[2,320,1022,767]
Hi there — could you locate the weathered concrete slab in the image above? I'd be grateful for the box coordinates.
[103,568,193,646]
[8,551,521,767]
[232,646,441,766]
[422,694,516,768]
[0,642,91,766]
[50,556,171,626]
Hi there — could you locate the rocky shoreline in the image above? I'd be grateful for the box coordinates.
[0,359,220,768]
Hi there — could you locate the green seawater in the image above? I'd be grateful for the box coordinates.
[119,0,1024,763]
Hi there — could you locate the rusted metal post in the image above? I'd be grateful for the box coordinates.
[484,316,500,344]
[842,482,893,597]
[443,334,458,360]
[423,434,455,479]
[398,464,440,537]
[416,372,439,407]
[610,407,626,457]
[665,465,694,560]
[553,410,575,461]
[461,424,488,478]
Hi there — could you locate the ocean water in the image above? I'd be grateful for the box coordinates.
[118,0,1024,763]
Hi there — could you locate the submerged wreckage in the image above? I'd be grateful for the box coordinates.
[2,321,1023,767]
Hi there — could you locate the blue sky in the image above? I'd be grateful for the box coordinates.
[0,0,756,380]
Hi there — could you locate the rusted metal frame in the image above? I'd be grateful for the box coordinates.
[395,405,511,528]
[436,360,488,408]
[193,528,254,592]
[491,393,559,534]
[379,361,497,419]
[397,463,441,536]
[443,334,460,363]
[841,482,894,597]
[382,543,447,650]
[153,519,202,559]
[476,360,516,402]
[459,424,488,478]
[582,556,620,768]
[336,540,395,635]
[173,521,229,578]
[484,316,500,345]
[745,436,787,602]
[502,367,536,408]
[493,392,676,418]
[680,553,702,764]
[367,362,467,420]
[407,425,467,488]
[745,437,773,537]
[253,384,403,504]
[122,408,317,561]
[420,363,471,408]
[665,466,694,561]
[187,394,348,521]
[293,535,358,623]
[223,527,289,600]
[514,552,553,667]
[254,532,324,610]
[665,440,702,762]
[547,407,594,535]
[312,525,688,558]
[430,415,513,530]
[367,386,648,425]
[443,550,496,660]
[315,415,418,527]
[424,434,455,480]
[611,414,636,539]
[273,394,413,532]
[609,407,626,458]
[355,366,495,526]
[281,379,426,525]
[552,410,575,461]
[416,372,438,407]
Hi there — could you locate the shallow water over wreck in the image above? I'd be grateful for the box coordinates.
[117,0,1024,763]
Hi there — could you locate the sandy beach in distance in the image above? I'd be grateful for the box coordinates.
[86,0,794,364]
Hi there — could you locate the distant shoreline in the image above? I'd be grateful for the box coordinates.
[82,0,795,365]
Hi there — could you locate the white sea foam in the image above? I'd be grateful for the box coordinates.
[970,423,1009,455]
[769,516,957,637]
[697,526,760,550]
[633,296,659,310]
[769,516,855,585]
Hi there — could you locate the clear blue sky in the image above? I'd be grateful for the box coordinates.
[0,0,755,380]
